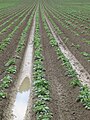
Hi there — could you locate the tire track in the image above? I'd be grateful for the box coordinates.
[39,9,90,120]
[45,14,90,88]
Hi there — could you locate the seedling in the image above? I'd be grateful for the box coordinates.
[71,43,80,49]
[84,40,90,45]
[50,39,58,47]
[33,12,52,120]
[6,66,16,74]
[0,75,12,89]
[0,91,6,99]
[70,78,81,87]
[81,52,90,61]
[78,85,90,109]
[41,12,90,110]
[5,58,15,67]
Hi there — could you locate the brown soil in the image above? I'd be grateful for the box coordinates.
[0,7,28,31]
[0,6,26,25]
[45,8,90,39]
[0,7,31,43]
[45,11,90,74]
[0,8,34,80]
[0,3,90,120]
[0,11,35,120]
[39,10,90,120]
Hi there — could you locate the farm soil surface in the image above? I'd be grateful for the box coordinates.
[0,12,34,120]
[0,8,31,43]
[39,11,90,120]
[0,8,34,80]
[0,7,90,120]
[46,10,90,44]
[0,10,27,32]
[45,11,90,74]
[46,8,90,39]
[0,6,25,25]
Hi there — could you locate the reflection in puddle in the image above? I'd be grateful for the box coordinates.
[19,77,30,93]
[12,77,30,120]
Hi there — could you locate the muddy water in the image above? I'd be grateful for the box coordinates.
[12,77,30,120]
[2,10,36,120]
[11,11,36,120]
[11,36,34,120]
[11,25,34,119]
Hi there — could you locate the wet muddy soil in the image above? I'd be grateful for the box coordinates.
[0,5,90,120]
[45,11,90,75]
[39,11,90,120]
[0,12,35,120]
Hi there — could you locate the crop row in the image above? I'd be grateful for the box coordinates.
[32,11,52,120]
[0,6,28,23]
[43,0,90,39]
[0,0,36,24]
[0,4,28,20]
[44,6,90,38]
[44,10,90,64]
[0,6,30,29]
[0,2,36,30]
[44,0,90,23]
[0,7,30,33]
[0,6,36,99]
[0,6,34,52]
[46,5,90,24]
[41,7,90,109]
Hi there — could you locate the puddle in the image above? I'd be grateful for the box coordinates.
[11,14,36,120]
[2,12,36,120]
[12,77,30,120]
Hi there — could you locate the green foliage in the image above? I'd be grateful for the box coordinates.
[0,75,12,88]
[81,52,90,61]
[70,78,81,87]
[0,92,6,99]
[50,39,58,46]
[0,4,35,99]
[33,12,52,120]
[41,10,90,110]
[5,58,15,67]
[34,100,52,120]
[6,66,16,74]
[0,75,12,98]
[78,85,90,109]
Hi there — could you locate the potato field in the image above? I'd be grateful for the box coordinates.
[0,0,90,120]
